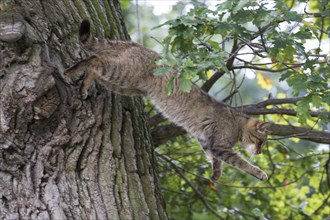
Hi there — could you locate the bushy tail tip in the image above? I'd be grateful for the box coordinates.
[79,19,91,43]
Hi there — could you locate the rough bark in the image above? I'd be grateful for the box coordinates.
[0,0,167,219]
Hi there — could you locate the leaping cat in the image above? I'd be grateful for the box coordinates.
[65,20,270,182]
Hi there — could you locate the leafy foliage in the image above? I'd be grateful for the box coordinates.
[157,136,329,220]
[154,0,329,125]
[123,0,330,219]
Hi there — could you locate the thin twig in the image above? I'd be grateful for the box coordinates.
[135,0,143,44]
[312,193,330,216]
[158,153,225,220]
[233,63,303,72]
[252,97,303,107]
[236,106,322,117]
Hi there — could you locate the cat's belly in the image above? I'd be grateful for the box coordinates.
[148,94,215,139]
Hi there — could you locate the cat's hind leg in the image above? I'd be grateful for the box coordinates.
[198,138,223,182]
[210,158,222,182]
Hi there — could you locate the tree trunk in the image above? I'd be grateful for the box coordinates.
[0,0,167,219]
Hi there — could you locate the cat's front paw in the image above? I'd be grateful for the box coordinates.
[81,88,89,99]
[256,170,268,181]
[80,83,90,99]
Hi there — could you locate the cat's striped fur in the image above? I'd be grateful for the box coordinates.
[65,20,270,181]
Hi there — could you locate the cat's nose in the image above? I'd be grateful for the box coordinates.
[256,148,262,154]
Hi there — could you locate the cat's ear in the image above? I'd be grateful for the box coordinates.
[79,19,91,44]
[256,122,271,135]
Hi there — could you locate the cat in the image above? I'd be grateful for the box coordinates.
[65,20,271,182]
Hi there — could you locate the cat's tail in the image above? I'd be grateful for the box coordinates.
[79,19,92,45]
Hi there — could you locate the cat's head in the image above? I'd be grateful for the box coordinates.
[242,119,271,155]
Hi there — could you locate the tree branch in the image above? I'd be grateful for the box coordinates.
[235,106,322,117]
[148,113,166,127]
[150,96,329,145]
[312,193,330,216]
[201,70,226,92]
[233,63,303,73]
[251,97,303,107]
[151,124,185,145]
[200,38,239,92]
[269,124,330,144]
[151,121,330,146]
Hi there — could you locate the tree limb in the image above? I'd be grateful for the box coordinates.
[269,124,330,144]
[151,122,330,146]
[149,113,166,127]
[233,63,303,72]
[200,38,239,92]
[250,97,303,107]
[150,96,329,145]
[235,106,322,117]
[151,124,185,145]
[201,70,226,92]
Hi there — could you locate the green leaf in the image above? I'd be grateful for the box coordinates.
[206,39,220,50]
[166,77,174,96]
[283,45,295,59]
[152,18,181,30]
[283,11,302,22]
[252,208,265,218]
[287,74,307,95]
[279,71,294,81]
[170,34,194,53]
[253,9,274,27]
[154,66,172,76]
[162,35,173,55]
[310,175,319,189]
[303,59,317,71]
[233,0,250,13]
[294,29,313,40]
[296,97,312,123]
[214,22,231,35]
[322,92,330,105]
[180,16,203,26]
[311,95,323,108]
[293,41,306,57]
[180,78,192,92]
[196,61,214,70]
[217,1,233,11]
[273,38,289,48]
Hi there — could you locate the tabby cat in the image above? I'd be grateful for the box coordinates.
[65,20,271,181]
